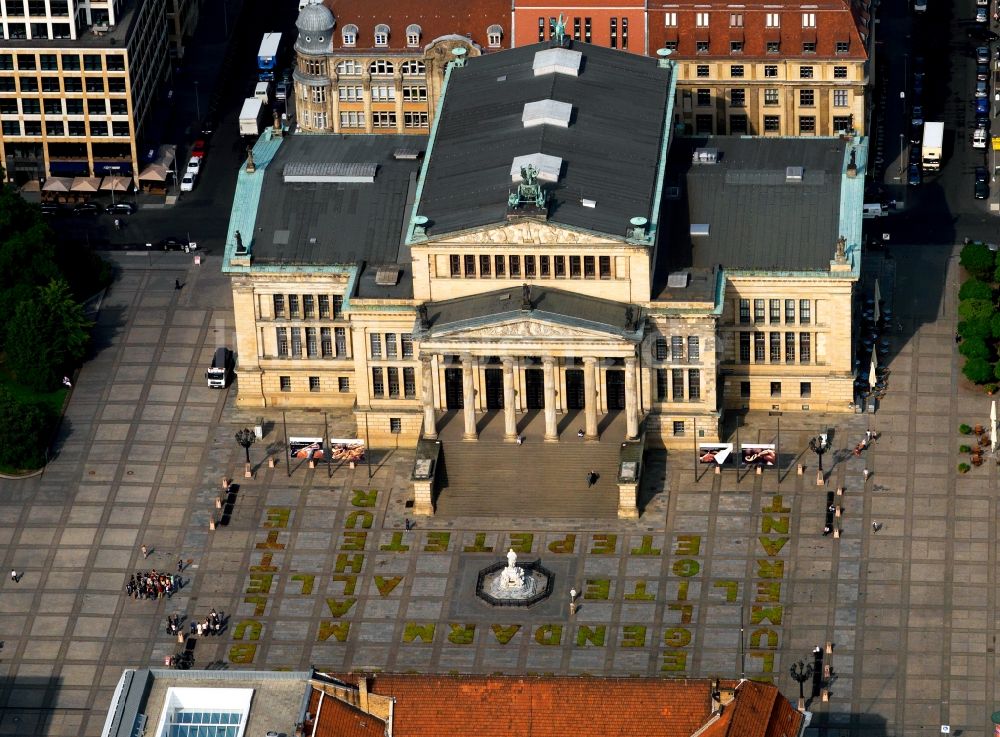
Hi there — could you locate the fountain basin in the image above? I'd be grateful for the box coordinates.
[475,559,554,607]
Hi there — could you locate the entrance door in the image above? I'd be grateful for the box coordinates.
[444,368,463,409]
[565,369,585,410]
[484,368,504,409]
[605,370,626,410]
[524,368,544,409]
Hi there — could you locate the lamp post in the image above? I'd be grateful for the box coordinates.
[898,90,906,179]
[789,659,814,711]
[194,80,201,123]
[235,428,256,478]
[809,434,829,471]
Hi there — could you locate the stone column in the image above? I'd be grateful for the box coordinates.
[502,357,517,440]
[583,357,598,439]
[625,356,639,439]
[543,356,558,441]
[421,355,436,439]
[462,353,477,440]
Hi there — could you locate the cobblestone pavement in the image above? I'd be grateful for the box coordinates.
[0,245,990,737]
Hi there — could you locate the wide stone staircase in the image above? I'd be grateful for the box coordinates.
[432,411,625,518]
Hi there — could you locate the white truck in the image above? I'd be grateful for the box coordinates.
[239,97,266,137]
[921,121,943,171]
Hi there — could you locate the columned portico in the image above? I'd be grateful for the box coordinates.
[461,353,477,439]
[502,357,517,440]
[625,356,639,439]
[583,357,598,439]
[542,356,558,441]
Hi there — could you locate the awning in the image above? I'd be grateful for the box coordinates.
[138,163,168,182]
[100,175,132,192]
[41,176,73,192]
[19,180,40,192]
[156,144,176,169]
[71,176,101,192]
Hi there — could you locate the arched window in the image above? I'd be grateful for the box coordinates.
[374,23,390,46]
[336,59,363,75]
[401,60,425,76]
[406,24,422,47]
[487,24,503,48]
[369,59,395,76]
[342,24,358,46]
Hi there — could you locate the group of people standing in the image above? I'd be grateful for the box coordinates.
[126,570,181,599]
[164,609,225,638]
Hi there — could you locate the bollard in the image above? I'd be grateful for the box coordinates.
[209,518,216,531]
[823,664,831,678]
[308,459,316,469]
[268,457,276,468]
[215,498,222,509]
[221,476,231,490]
[755,466,762,476]
[836,486,844,496]
[825,641,833,654]
[797,463,804,475]
[816,469,825,486]
[244,462,252,479]
[177,633,184,644]
[821,688,829,703]
[834,506,842,518]
[714,465,721,475]
[833,528,841,539]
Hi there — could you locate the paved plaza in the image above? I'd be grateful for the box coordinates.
[0,244,996,736]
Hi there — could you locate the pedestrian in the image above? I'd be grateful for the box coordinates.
[9,570,17,582]
[516,435,523,445]
[865,430,872,443]
[587,470,598,488]
[955,333,961,344]
[577,428,585,438]
[862,468,870,481]
[176,558,184,573]
[828,504,836,513]
[196,622,203,636]
[175,279,181,290]
[823,525,832,536]
[872,521,882,532]
[114,218,121,231]
[141,544,149,559]
[62,376,72,388]
[404,518,413,531]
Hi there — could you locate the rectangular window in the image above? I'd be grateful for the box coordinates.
[403,367,416,397]
[800,381,812,398]
[495,255,506,277]
[766,12,780,27]
[697,88,711,106]
[401,333,414,358]
[664,12,677,26]
[800,89,815,106]
[309,376,321,392]
[767,41,780,54]
[583,255,595,278]
[318,295,330,319]
[799,116,816,134]
[339,377,350,393]
[449,255,461,277]
[622,17,629,48]
[20,78,38,93]
[479,255,491,277]
[277,327,288,356]
[371,367,384,396]
[799,66,814,79]
[833,90,848,107]
[387,367,400,397]
[509,256,521,277]
[312,86,327,103]
[770,381,781,398]
[554,256,566,277]
[696,41,710,54]
[799,299,811,324]
[610,18,617,48]
[306,327,317,357]
[288,294,300,318]
[573,16,581,39]
[335,327,347,356]
[785,333,795,362]
[799,333,811,362]
[730,13,743,26]
[402,86,427,101]
[599,256,611,279]
[802,42,816,54]
[280,376,291,392]
[538,17,546,41]
[372,111,396,128]
[0,55,11,71]
[696,12,710,26]
[687,336,700,361]
[340,111,365,128]
[802,12,815,26]
[673,421,685,437]
[525,255,536,278]
[1,121,19,136]
[785,299,795,323]
[45,121,64,137]
[769,332,781,363]
[769,299,780,323]
[655,338,668,360]
[569,255,581,278]
[671,335,684,361]
[697,64,710,78]
[754,299,765,323]
[754,332,765,362]
[656,369,668,400]
[384,333,396,360]
[370,333,382,358]
[739,332,751,362]
[333,295,344,319]
[321,327,332,357]
[835,41,850,54]
[540,256,550,277]
[764,65,778,78]
[764,115,780,132]
[731,65,745,78]
[834,66,847,79]
[672,369,684,400]
[688,369,701,400]
[730,41,744,54]
[403,112,428,128]
[731,89,745,107]
[464,254,475,277]
[585,17,591,41]
[739,299,750,323]
[740,381,751,398]
[291,328,302,357]
[302,295,315,319]
[833,115,853,132]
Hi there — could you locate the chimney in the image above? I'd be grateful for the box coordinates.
[358,675,370,713]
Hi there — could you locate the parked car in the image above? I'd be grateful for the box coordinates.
[191,138,207,158]
[977,96,990,115]
[186,157,202,174]
[911,105,924,126]
[976,6,988,22]
[106,202,137,215]
[975,167,990,198]
[977,46,991,64]
[976,79,989,97]
[908,146,922,165]
[73,202,101,216]
[180,172,196,192]
[275,82,288,101]
[908,163,922,186]
[281,67,292,85]
[976,114,991,130]
[974,126,989,148]
[156,236,198,252]
[909,121,923,145]
[977,63,990,81]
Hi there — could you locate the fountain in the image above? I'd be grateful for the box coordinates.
[475,548,553,607]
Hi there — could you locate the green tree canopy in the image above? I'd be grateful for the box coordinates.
[959,318,993,339]
[958,298,995,323]
[964,357,994,384]
[960,336,991,360]
[960,278,994,301]
[961,241,996,280]
[0,388,54,469]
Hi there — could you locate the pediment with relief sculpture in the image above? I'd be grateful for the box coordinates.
[424,221,622,247]
[430,318,633,342]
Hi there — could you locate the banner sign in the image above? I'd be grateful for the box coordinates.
[289,437,324,460]
[330,438,366,463]
[740,443,776,467]
[698,443,733,465]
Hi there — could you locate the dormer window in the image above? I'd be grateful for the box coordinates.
[342,24,357,46]
[374,24,390,46]
[487,24,503,47]
[406,24,421,47]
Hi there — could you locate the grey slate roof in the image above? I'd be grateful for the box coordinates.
[251,134,425,269]
[421,285,642,339]
[415,42,672,240]
[657,136,847,287]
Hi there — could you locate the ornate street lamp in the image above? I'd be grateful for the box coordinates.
[789,659,814,711]
[235,427,256,478]
[808,434,829,471]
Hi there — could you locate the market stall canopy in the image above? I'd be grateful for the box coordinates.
[100,175,132,192]
[138,163,168,182]
[41,177,73,192]
[20,180,40,192]
[71,176,102,192]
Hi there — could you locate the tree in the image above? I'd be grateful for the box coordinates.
[38,279,92,368]
[960,278,994,301]
[964,357,994,384]
[0,388,54,469]
[959,298,995,323]
[959,318,993,339]
[961,241,996,280]
[960,336,991,360]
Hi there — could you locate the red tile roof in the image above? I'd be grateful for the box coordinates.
[308,687,387,737]
[697,681,803,737]
[647,0,870,60]
[322,0,510,52]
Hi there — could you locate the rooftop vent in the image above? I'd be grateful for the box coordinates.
[510,153,562,182]
[667,272,690,288]
[375,266,401,286]
[532,47,582,77]
[393,148,419,160]
[522,99,573,129]
[692,148,720,164]
[690,223,710,237]
[283,162,377,183]
[785,166,804,182]
[581,198,596,208]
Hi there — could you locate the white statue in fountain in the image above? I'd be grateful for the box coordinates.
[488,548,536,599]
[499,549,526,589]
